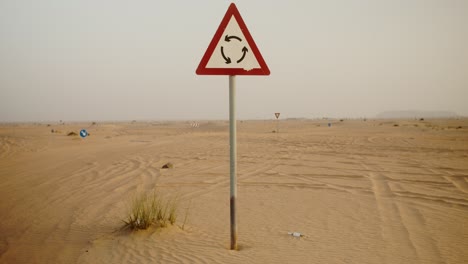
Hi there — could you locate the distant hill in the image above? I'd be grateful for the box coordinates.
[376,111,458,119]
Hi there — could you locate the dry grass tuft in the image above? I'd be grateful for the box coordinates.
[122,189,181,231]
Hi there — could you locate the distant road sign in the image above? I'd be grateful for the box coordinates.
[275,113,280,119]
[196,3,270,76]
[79,129,88,138]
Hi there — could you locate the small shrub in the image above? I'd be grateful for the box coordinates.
[122,189,180,231]
[123,191,157,230]
[67,131,78,136]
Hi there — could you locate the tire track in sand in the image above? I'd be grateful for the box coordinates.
[363,160,444,264]
[365,165,418,263]
[442,172,468,195]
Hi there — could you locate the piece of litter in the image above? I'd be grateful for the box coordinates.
[288,232,304,237]
[162,162,174,169]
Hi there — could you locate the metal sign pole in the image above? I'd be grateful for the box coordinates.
[196,3,270,252]
[274,113,280,133]
[229,75,237,250]
[276,118,279,133]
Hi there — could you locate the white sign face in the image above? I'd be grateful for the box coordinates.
[206,16,261,71]
[196,3,269,76]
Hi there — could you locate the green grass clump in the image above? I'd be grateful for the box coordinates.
[122,190,180,231]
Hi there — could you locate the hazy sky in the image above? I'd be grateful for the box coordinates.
[1,0,467,121]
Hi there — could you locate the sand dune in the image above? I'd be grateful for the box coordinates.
[1,119,467,263]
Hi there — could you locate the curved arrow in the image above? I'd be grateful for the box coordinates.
[236,46,248,63]
[221,46,231,64]
[225,35,242,42]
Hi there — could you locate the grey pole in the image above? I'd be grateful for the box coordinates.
[229,75,237,250]
[276,118,279,133]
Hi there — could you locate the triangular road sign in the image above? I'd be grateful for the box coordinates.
[275,113,280,119]
[196,3,270,76]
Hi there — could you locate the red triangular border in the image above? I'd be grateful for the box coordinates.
[196,3,270,76]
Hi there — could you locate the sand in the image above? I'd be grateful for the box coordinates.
[0,119,467,264]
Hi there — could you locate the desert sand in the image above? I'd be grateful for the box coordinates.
[1,119,467,264]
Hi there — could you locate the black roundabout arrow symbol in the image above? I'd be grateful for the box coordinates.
[225,35,242,42]
[221,46,231,64]
[236,46,248,63]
